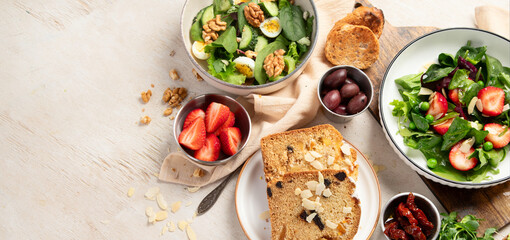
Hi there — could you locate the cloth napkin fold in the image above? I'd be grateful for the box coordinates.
[159,0,353,186]
[475,5,510,40]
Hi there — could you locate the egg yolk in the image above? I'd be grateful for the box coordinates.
[195,41,206,52]
[235,64,253,77]
[263,20,280,33]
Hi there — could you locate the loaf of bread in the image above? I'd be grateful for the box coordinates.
[260,124,358,183]
[266,170,361,240]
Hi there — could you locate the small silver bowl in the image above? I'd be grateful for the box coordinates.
[317,65,373,123]
[380,192,441,240]
[173,94,251,166]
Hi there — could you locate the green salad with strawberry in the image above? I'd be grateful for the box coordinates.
[391,41,510,182]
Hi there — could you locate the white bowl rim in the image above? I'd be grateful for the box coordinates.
[180,0,319,90]
[379,27,510,187]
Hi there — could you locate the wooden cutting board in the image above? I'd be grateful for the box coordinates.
[355,0,510,232]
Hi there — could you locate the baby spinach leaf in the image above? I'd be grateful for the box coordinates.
[411,112,429,132]
[461,81,483,105]
[448,69,471,90]
[466,128,488,145]
[485,54,505,88]
[209,26,238,53]
[305,15,314,37]
[438,53,456,67]
[455,43,487,65]
[422,64,455,83]
[441,117,471,151]
[279,5,307,41]
[486,147,507,167]
[237,3,249,34]
[395,73,422,91]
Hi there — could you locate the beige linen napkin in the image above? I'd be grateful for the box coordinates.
[475,5,510,39]
[159,0,353,186]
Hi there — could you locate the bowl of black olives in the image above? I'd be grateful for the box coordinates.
[318,65,373,123]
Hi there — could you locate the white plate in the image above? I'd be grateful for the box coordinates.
[379,28,510,188]
[235,140,381,240]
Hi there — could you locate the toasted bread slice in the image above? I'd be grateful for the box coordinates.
[325,23,380,69]
[266,170,361,240]
[334,6,385,38]
[260,124,358,183]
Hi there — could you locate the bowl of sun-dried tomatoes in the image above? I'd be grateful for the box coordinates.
[381,192,440,240]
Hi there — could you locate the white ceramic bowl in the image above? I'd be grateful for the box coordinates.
[379,28,510,188]
[180,0,318,95]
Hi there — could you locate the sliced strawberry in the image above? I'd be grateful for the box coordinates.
[448,88,461,105]
[426,92,448,119]
[183,109,205,129]
[219,127,242,156]
[205,102,230,133]
[432,118,455,135]
[214,111,235,136]
[484,123,510,148]
[449,140,477,171]
[178,117,206,150]
[477,86,505,116]
[194,134,221,161]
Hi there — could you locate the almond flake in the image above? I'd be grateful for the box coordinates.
[315,183,326,196]
[310,160,324,170]
[304,152,315,162]
[156,193,168,210]
[300,189,313,199]
[145,206,155,217]
[168,221,176,232]
[327,156,335,166]
[326,220,338,229]
[186,225,197,240]
[503,104,510,112]
[441,88,447,100]
[171,201,182,213]
[155,211,168,221]
[330,164,341,170]
[323,188,332,198]
[460,137,475,153]
[259,210,270,220]
[317,207,324,213]
[127,187,135,197]
[305,181,318,190]
[187,186,200,193]
[468,97,478,114]
[144,187,160,200]
[340,144,351,156]
[178,221,188,231]
[302,198,316,210]
[418,87,433,96]
[306,213,317,223]
[318,171,324,184]
[294,187,302,195]
[476,99,484,112]
[342,207,352,214]
[309,150,322,158]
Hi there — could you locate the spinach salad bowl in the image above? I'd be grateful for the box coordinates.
[379,28,510,188]
[181,0,318,95]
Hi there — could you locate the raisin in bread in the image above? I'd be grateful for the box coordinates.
[266,170,361,240]
[261,124,358,183]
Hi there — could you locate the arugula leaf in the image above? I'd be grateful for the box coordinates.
[449,69,472,90]
[395,73,422,91]
[439,212,497,240]
[279,5,307,41]
[422,64,455,83]
[441,117,471,151]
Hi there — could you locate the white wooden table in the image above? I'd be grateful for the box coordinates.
[1,0,508,239]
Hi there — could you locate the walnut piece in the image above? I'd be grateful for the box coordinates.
[244,3,265,27]
[169,69,179,80]
[263,49,286,78]
[140,116,151,125]
[202,15,226,44]
[245,50,257,59]
[141,89,152,103]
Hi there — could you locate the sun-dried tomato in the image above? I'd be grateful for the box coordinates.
[406,192,435,236]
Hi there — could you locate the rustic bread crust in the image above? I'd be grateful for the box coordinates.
[334,6,385,39]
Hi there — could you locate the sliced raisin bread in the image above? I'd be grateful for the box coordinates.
[266,170,361,240]
[260,124,358,183]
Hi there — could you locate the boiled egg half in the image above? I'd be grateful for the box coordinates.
[260,17,282,38]
[233,57,255,78]
[192,41,210,60]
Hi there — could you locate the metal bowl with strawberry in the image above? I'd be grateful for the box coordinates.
[173,94,251,166]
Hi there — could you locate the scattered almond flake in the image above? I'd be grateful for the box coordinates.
[186,186,200,193]
[323,188,332,198]
[305,181,318,190]
[309,150,322,158]
[340,144,351,156]
[144,187,160,200]
[160,226,168,236]
[441,88,447,100]
[169,69,180,80]
[330,164,341,170]
[186,225,197,240]
[467,97,478,114]
[100,220,110,224]
[178,221,188,231]
[302,198,316,210]
[168,221,176,232]
[503,104,510,112]
[429,92,436,101]
[146,206,155,217]
[300,189,313,199]
[304,152,315,162]
[460,137,475,153]
[169,50,176,56]
[155,211,168,221]
[259,210,270,220]
[434,114,442,121]
[171,201,182,213]
[185,201,193,207]
[310,160,324,170]
[317,171,324,184]
[327,156,335,166]
[306,213,317,223]
[476,98,484,112]
[315,183,326,196]
[326,220,338,229]
[294,187,302,195]
[418,87,433,95]
[470,121,482,130]
[192,168,204,177]
[156,193,168,210]
[342,207,352,214]
[317,207,324,213]
[127,187,135,197]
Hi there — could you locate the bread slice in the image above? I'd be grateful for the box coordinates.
[266,170,361,240]
[333,6,385,38]
[260,124,358,183]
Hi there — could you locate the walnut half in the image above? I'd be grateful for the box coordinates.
[263,49,286,78]
[244,3,265,27]
[202,15,227,44]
